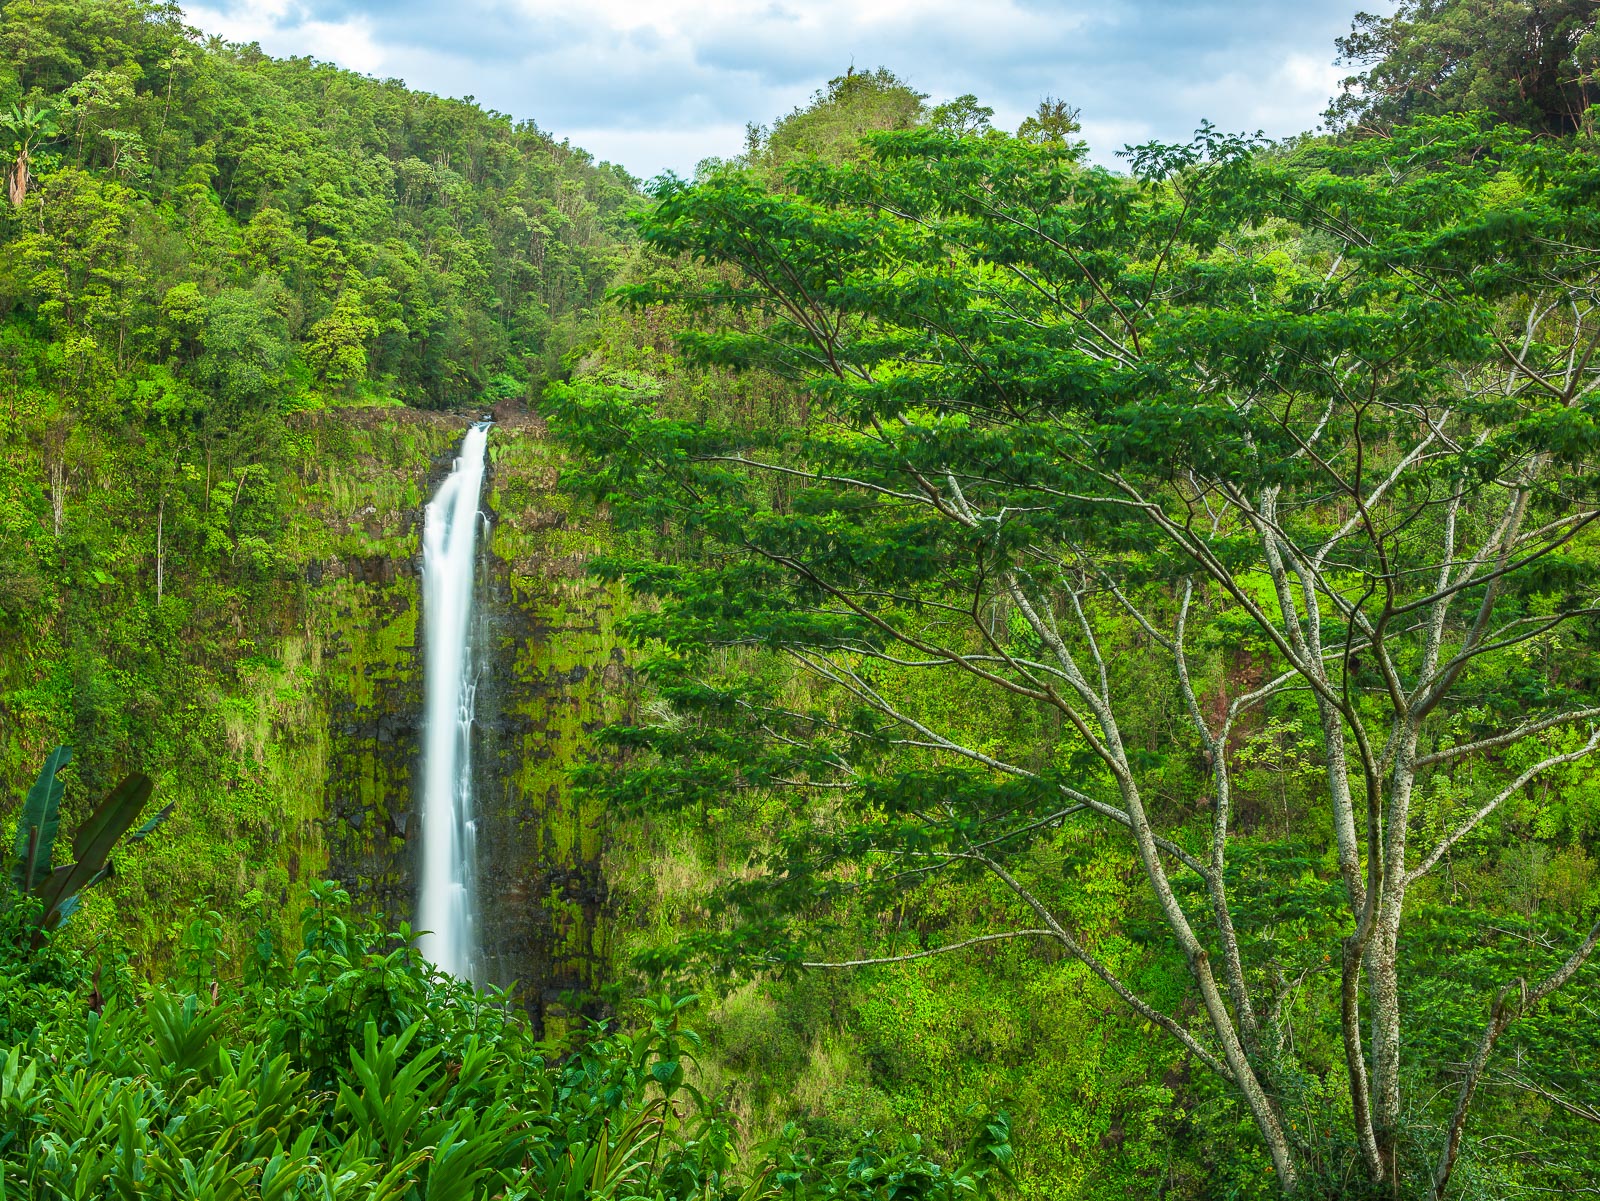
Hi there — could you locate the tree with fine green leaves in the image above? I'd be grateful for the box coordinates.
[1017,97,1082,146]
[1329,0,1600,135]
[556,118,1600,1196]
[749,68,928,169]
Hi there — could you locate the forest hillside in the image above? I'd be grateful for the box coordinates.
[4,1,1600,1200]
[0,0,637,965]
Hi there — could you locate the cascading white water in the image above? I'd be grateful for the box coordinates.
[417,423,490,981]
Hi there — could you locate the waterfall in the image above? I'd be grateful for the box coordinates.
[417,423,490,982]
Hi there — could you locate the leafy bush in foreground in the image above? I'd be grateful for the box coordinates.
[0,882,1012,1200]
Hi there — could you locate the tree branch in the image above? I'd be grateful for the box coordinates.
[1416,708,1600,769]
[1407,731,1600,885]
[1434,917,1600,1199]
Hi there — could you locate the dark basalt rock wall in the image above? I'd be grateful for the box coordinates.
[472,422,631,1033]
[314,411,627,1035]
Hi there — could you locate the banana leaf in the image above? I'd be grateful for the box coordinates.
[33,772,155,935]
[9,745,71,893]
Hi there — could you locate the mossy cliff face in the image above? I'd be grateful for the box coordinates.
[0,407,460,962]
[306,408,626,1032]
[298,412,442,931]
[474,415,629,1030]
[0,404,622,1016]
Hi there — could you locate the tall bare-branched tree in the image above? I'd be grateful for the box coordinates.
[558,117,1600,1195]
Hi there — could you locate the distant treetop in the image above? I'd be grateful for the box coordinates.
[1328,0,1600,135]
[1017,96,1082,146]
[752,66,929,166]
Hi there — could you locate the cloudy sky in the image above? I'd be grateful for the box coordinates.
[180,0,1383,179]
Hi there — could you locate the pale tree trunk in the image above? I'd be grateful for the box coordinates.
[1368,728,1419,1185]
[6,149,27,208]
[1254,490,1388,1180]
[998,566,1299,1191]
[811,468,1305,1191]
[1131,413,1592,1195]
[49,458,66,537]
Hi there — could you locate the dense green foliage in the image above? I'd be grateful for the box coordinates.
[0,0,635,960]
[6,1,1600,1199]
[1329,0,1600,135]
[556,110,1600,1198]
[750,70,928,169]
[1,0,635,408]
[0,883,1014,1200]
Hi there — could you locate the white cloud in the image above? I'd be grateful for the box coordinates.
[180,0,1374,178]
[562,124,750,176]
[186,2,388,74]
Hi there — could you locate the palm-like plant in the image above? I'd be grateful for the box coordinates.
[4,746,169,945]
[0,103,57,207]
[0,880,1016,1201]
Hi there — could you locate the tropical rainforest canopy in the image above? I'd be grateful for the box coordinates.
[3,1,1600,1199]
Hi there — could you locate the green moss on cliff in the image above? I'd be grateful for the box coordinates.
[476,421,631,1032]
